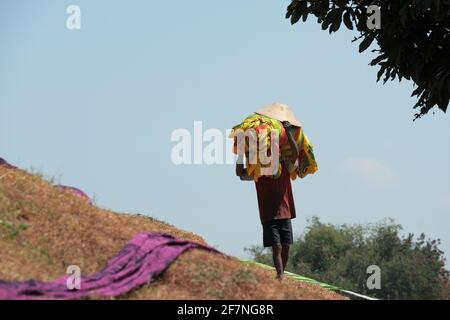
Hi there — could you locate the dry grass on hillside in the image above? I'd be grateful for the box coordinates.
[0,165,345,300]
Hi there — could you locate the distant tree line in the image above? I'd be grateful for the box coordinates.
[246,217,450,299]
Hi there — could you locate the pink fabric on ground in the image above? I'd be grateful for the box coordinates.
[0,157,90,202]
[0,233,220,300]
[56,185,91,202]
[0,157,17,169]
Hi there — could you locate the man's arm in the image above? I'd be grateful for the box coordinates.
[282,121,300,163]
[236,154,253,181]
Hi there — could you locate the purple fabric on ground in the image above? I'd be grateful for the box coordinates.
[0,157,17,169]
[56,185,91,202]
[0,157,90,202]
[0,232,220,300]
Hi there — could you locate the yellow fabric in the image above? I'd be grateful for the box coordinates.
[229,113,318,181]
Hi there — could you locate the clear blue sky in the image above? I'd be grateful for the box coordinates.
[1,1,449,263]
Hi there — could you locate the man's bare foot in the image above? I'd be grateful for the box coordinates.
[276,274,284,282]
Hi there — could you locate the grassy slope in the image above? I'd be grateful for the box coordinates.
[0,165,344,300]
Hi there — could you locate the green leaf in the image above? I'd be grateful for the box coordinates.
[291,9,302,24]
[343,11,353,30]
[370,53,387,66]
[319,0,329,16]
[330,10,343,33]
[302,11,309,22]
[376,63,388,82]
[324,8,342,33]
[285,0,298,19]
[359,33,376,53]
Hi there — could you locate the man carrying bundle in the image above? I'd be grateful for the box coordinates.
[233,103,316,281]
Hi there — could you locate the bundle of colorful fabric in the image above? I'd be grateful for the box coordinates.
[229,114,318,181]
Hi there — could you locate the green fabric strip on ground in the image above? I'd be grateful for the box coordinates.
[242,260,377,300]
[242,260,340,291]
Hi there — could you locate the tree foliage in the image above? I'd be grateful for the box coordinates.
[285,0,450,119]
[245,217,450,299]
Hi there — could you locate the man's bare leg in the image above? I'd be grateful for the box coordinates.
[281,243,290,272]
[272,244,284,280]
